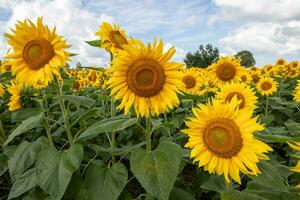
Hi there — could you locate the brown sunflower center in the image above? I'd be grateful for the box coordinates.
[261,81,272,91]
[251,74,260,83]
[23,38,55,70]
[109,31,128,49]
[4,65,11,71]
[182,75,196,89]
[126,59,165,97]
[241,75,247,82]
[216,62,236,81]
[277,60,284,65]
[88,71,97,82]
[225,92,245,109]
[203,118,243,158]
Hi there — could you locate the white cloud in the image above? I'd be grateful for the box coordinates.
[0,0,113,67]
[210,0,300,66]
[210,0,300,24]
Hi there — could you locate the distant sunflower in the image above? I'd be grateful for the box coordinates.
[96,22,128,53]
[107,39,183,117]
[294,80,300,103]
[257,77,278,96]
[216,82,257,111]
[181,69,203,95]
[182,99,272,183]
[7,81,22,111]
[287,142,300,187]
[0,84,5,98]
[0,60,11,73]
[209,56,243,85]
[276,58,286,66]
[4,17,70,88]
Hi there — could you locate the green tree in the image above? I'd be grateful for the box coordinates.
[235,50,255,68]
[184,44,219,68]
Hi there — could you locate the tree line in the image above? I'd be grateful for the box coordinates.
[184,44,255,68]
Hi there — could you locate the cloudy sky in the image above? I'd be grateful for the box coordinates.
[0,0,300,67]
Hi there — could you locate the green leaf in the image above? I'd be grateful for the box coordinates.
[0,153,8,176]
[8,137,48,181]
[77,118,138,141]
[130,141,182,200]
[85,163,128,200]
[36,144,83,200]
[284,119,300,137]
[201,175,227,193]
[88,142,146,156]
[221,189,268,200]
[4,112,44,146]
[8,168,36,199]
[244,161,298,200]
[11,108,41,123]
[169,187,195,200]
[64,175,87,200]
[61,95,96,108]
[85,40,102,47]
[71,108,103,126]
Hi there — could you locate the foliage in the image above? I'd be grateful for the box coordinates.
[235,50,256,68]
[184,44,219,68]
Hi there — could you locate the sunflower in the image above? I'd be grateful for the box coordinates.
[7,81,22,111]
[180,69,203,95]
[209,56,243,85]
[257,77,278,96]
[4,17,70,88]
[216,82,257,111]
[294,80,300,103]
[276,58,286,66]
[96,22,128,53]
[182,99,272,183]
[0,60,11,73]
[107,38,183,117]
[0,84,5,98]
[287,142,300,187]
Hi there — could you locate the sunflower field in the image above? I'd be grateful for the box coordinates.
[0,18,300,200]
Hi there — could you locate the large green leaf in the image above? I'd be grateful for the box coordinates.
[8,168,36,199]
[0,153,8,176]
[64,175,87,200]
[85,163,128,200]
[244,161,298,200]
[169,187,195,200]
[201,175,227,193]
[61,95,96,108]
[284,119,300,137]
[130,141,182,200]
[8,137,48,181]
[220,189,268,200]
[77,118,138,141]
[36,144,83,200]
[4,112,44,146]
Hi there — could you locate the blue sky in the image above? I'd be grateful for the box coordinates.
[0,0,300,67]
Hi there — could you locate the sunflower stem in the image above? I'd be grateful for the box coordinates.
[265,96,269,116]
[145,117,152,152]
[42,90,53,146]
[56,77,74,145]
[110,96,116,162]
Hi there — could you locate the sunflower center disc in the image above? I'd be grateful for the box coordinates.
[216,63,236,81]
[182,75,196,89]
[109,31,128,48]
[251,74,260,83]
[23,38,55,70]
[126,59,165,97]
[203,118,243,158]
[261,82,272,91]
[225,92,245,109]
